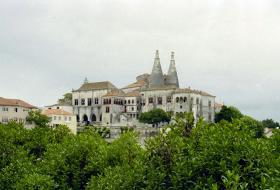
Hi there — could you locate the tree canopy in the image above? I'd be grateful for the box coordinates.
[1,108,280,189]
[215,105,243,123]
[262,118,280,129]
[58,93,72,105]
[26,110,50,127]
[139,108,171,125]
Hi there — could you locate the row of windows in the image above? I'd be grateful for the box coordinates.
[1,107,20,112]
[124,106,139,112]
[75,97,212,107]
[1,117,25,123]
[52,116,72,121]
[148,96,172,105]
[74,98,99,106]
[124,99,139,105]
[2,107,8,112]
[127,113,139,118]
[175,97,212,107]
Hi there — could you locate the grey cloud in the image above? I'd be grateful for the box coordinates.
[0,0,280,121]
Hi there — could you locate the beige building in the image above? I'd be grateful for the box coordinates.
[42,109,77,134]
[0,97,36,124]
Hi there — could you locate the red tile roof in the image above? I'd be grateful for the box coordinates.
[103,89,125,97]
[124,91,140,97]
[0,97,36,108]
[42,109,73,116]
[122,80,147,89]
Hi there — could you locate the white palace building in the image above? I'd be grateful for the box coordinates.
[72,51,215,125]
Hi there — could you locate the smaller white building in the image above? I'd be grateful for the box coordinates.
[0,97,36,124]
[42,109,77,134]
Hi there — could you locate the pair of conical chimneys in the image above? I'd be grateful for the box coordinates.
[149,50,179,88]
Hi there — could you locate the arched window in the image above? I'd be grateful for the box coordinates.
[180,97,183,102]
[176,97,179,103]
[183,97,187,102]
[83,114,88,122]
[91,114,97,122]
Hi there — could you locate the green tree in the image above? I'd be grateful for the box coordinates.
[26,110,50,127]
[58,93,72,105]
[15,173,55,190]
[139,108,171,126]
[215,105,243,123]
[262,118,280,129]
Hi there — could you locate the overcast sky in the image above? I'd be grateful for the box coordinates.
[1,0,280,121]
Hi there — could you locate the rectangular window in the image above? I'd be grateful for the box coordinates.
[132,107,134,111]
[14,108,18,112]
[148,97,153,104]
[88,98,92,106]
[95,98,99,104]
[208,101,212,107]
[69,117,71,121]
[208,114,212,121]
[106,107,110,113]
[128,100,131,104]
[58,116,61,120]
[54,116,57,120]
[132,99,134,104]
[158,97,162,105]
[167,96,172,103]
[74,99,78,105]
[81,98,85,105]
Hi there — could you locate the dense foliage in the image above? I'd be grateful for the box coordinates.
[58,93,72,105]
[139,108,171,126]
[26,110,50,127]
[1,110,280,189]
[262,118,280,129]
[215,105,243,123]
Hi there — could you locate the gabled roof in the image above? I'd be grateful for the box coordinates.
[124,91,140,97]
[0,97,36,109]
[42,109,74,116]
[75,81,117,91]
[103,89,125,97]
[45,103,72,107]
[122,80,147,89]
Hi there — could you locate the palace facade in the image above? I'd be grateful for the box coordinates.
[72,51,215,125]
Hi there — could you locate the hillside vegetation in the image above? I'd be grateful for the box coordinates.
[1,108,280,189]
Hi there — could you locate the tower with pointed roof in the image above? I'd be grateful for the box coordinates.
[149,50,165,88]
[166,52,179,88]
